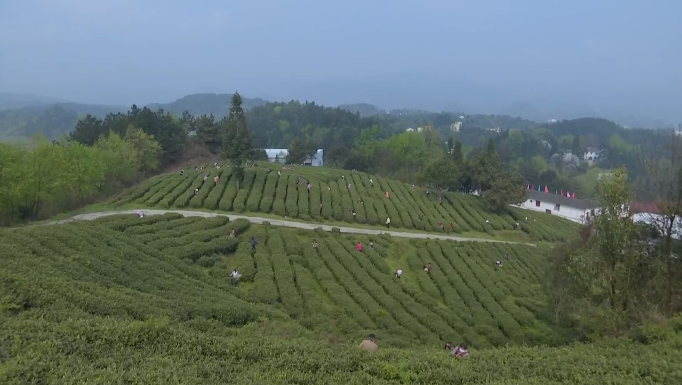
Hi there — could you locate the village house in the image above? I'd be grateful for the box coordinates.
[630,202,682,239]
[584,147,601,162]
[450,122,462,132]
[518,189,599,223]
[264,148,324,167]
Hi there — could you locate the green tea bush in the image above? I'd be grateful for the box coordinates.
[202,168,232,209]
[245,169,269,212]
[232,169,256,213]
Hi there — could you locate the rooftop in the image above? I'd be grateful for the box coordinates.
[525,189,598,210]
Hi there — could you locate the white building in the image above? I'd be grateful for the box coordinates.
[265,149,288,163]
[450,122,462,132]
[632,212,682,239]
[517,189,599,223]
[264,148,324,167]
[305,149,324,166]
[584,147,601,162]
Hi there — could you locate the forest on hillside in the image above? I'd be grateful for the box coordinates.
[1,93,679,225]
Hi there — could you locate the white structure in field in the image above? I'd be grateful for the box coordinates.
[264,148,324,167]
[584,147,601,162]
[265,149,288,163]
[517,190,599,224]
[631,212,682,240]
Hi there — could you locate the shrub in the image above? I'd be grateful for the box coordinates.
[245,169,269,212]
[203,168,232,210]
[218,172,240,211]
[258,171,279,212]
[272,174,289,217]
[233,170,257,213]
[196,255,220,268]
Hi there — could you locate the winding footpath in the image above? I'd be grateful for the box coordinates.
[48,209,536,246]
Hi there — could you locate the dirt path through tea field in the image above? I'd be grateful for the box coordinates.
[49,209,536,246]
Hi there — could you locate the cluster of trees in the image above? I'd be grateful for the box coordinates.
[491,118,670,200]
[420,136,525,210]
[547,166,682,336]
[70,105,187,167]
[3,89,677,225]
[0,93,258,225]
[2,94,675,203]
[0,126,161,224]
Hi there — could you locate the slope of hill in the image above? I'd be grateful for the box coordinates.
[0,103,126,140]
[109,163,581,242]
[0,94,268,140]
[0,92,65,110]
[146,93,269,118]
[339,103,385,116]
[1,214,680,384]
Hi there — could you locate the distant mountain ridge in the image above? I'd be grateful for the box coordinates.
[146,93,269,118]
[0,93,66,110]
[0,91,671,141]
[0,93,268,140]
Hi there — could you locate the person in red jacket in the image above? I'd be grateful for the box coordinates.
[356,242,363,252]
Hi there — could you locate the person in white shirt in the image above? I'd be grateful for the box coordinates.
[230,269,240,286]
[452,342,469,358]
[396,269,403,279]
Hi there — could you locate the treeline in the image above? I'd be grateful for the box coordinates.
[2,95,675,225]
[0,127,161,225]
[0,93,257,225]
[237,101,675,201]
[70,105,186,165]
[547,168,682,336]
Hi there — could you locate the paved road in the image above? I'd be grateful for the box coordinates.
[50,209,537,246]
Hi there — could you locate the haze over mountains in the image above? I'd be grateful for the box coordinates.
[0,88,675,131]
[1,2,681,130]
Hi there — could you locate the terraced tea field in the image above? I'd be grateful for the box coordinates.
[3,214,681,384]
[2,213,561,348]
[110,164,580,242]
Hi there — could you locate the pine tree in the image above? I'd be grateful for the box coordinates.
[571,135,583,158]
[452,140,464,167]
[221,92,253,188]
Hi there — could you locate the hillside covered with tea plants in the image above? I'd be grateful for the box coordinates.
[110,163,580,242]
[1,214,680,384]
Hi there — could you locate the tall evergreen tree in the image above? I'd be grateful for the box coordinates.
[452,140,464,167]
[221,92,253,188]
[571,135,583,158]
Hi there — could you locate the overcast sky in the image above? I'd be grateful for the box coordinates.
[0,0,680,121]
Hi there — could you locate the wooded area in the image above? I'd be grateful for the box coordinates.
[1,93,678,225]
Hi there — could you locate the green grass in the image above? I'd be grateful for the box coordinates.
[107,163,582,242]
[1,214,680,384]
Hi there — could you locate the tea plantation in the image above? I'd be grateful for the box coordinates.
[2,214,680,384]
[109,163,581,242]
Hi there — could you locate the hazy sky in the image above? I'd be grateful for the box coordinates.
[1,0,680,121]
